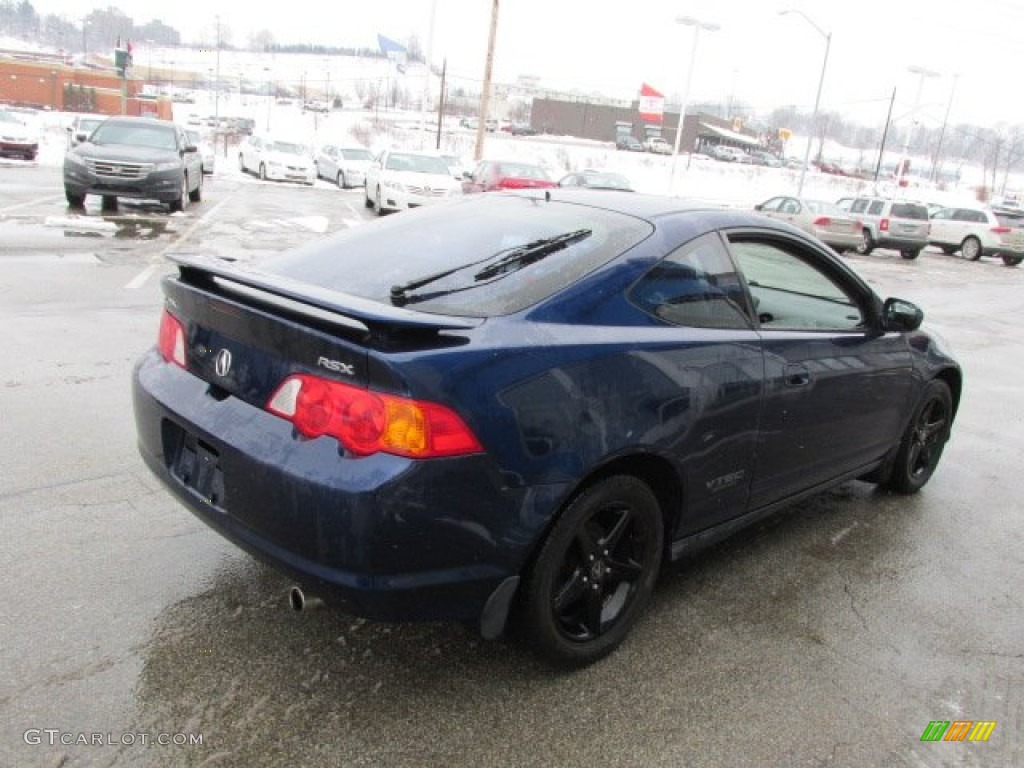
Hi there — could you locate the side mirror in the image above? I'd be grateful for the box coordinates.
[882,297,923,332]
[753,204,763,211]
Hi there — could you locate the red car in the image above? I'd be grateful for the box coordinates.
[464,160,556,193]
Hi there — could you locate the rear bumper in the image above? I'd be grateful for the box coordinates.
[132,350,554,623]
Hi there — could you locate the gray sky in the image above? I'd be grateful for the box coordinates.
[31,0,1024,127]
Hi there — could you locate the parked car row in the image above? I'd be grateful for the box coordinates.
[759,192,1024,267]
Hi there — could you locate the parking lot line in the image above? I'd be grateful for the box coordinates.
[1,194,63,214]
[123,197,231,291]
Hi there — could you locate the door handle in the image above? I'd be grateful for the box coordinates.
[784,363,811,387]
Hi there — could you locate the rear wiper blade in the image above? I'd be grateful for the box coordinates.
[473,228,591,281]
[390,228,592,306]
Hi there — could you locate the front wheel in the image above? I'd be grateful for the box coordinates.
[337,171,346,189]
[856,230,875,255]
[1001,254,1022,267]
[238,153,245,172]
[884,379,953,494]
[189,170,202,202]
[259,163,268,181]
[100,195,118,212]
[518,475,663,668]
[65,189,85,208]
[961,236,982,261]
[900,249,921,260]
[169,174,188,213]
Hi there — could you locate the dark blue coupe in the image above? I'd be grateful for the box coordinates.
[132,190,961,666]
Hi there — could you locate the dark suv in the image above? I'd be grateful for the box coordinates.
[63,116,203,212]
[848,197,930,259]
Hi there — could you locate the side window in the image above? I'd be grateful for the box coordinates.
[850,199,869,214]
[931,209,951,220]
[759,197,783,212]
[628,233,753,329]
[727,237,865,331]
[867,201,885,215]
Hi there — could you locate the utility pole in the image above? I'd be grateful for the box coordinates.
[435,58,447,150]
[474,0,499,162]
[214,16,221,127]
[874,87,896,182]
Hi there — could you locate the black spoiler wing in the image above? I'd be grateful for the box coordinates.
[168,253,482,333]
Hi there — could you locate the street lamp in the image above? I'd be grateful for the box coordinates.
[899,64,940,186]
[779,9,830,197]
[668,15,720,194]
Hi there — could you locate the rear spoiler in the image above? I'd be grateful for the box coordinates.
[167,253,482,333]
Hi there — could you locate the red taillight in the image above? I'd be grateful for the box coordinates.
[879,218,890,232]
[496,177,554,190]
[812,216,832,226]
[158,310,186,368]
[266,374,483,459]
[991,226,1012,234]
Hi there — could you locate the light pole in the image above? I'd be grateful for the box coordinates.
[930,74,958,183]
[779,9,830,198]
[668,15,720,195]
[899,64,940,186]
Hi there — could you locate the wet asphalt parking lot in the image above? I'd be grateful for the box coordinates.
[1,161,1021,767]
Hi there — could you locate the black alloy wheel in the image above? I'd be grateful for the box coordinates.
[520,475,663,667]
[885,379,953,494]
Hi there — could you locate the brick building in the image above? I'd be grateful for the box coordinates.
[0,54,172,118]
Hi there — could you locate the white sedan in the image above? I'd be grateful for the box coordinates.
[238,135,316,185]
[364,149,463,214]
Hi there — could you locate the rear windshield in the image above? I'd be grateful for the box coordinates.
[262,195,652,316]
[995,212,1024,228]
[890,203,929,220]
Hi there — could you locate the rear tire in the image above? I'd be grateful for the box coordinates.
[238,153,245,172]
[856,230,875,255]
[900,249,921,260]
[1001,254,1022,267]
[884,379,953,494]
[259,163,268,181]
[962,236,982,261]
[517,475,663,668]
[337,171,346,189]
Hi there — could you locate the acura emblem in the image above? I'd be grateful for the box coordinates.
[214,348,232,377]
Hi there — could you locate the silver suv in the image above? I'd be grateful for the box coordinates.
[928,205,1024,267]
[848,197,930,259]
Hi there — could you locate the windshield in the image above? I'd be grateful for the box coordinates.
[340,148,372,161]
[386,153,452,175]
[90,122,177,150]
[262,195,652,316]
[0,110,23,124]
